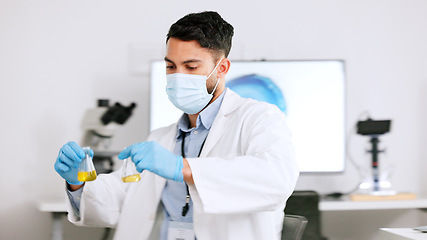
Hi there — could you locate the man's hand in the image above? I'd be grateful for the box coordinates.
[54,141,93,187]
[118,141,184,182]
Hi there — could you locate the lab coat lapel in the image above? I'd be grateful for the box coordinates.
[200,113,229,157]
[200,89,241,157]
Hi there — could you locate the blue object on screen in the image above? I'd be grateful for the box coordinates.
[226,74,287,114]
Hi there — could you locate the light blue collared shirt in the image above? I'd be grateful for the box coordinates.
[159,90,225,240]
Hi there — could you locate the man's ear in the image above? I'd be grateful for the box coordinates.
[217,58,231,79]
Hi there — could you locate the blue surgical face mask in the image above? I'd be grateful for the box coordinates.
[166,60,223,114]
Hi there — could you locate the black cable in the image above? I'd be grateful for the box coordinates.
[180,131,206,217]
[181,133,190,217]
[322,111,372,199]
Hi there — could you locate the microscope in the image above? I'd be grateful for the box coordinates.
[356,118,393,195]
[80,99,136,174]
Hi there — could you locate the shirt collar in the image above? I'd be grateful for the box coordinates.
[176,89,226,139]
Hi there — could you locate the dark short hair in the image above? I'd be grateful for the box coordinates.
[166,11,234,60]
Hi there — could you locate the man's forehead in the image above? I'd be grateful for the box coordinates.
[166,38,214,63]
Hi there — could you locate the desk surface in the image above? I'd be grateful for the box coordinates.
[380,228,427,240]
[39,197,427,213]
[38,200,67,212]
[319,197,427,211]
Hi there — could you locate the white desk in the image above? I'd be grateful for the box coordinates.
[38,201,67,240]
[39,201,67,213]
[380,228,427,240]
[319,197,427,211]
[39,198,427,240]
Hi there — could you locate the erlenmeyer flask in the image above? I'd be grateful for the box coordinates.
[77,147,97,182]
[121,158,141,182]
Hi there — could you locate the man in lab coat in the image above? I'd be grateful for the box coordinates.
[54,11,299,240]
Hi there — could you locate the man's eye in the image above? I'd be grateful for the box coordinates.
[187,66,197,70]
[166,65,175,69]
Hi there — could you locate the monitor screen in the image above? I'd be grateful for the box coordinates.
[150,60,346,172]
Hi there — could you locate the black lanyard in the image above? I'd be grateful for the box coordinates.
[180,132,206,217]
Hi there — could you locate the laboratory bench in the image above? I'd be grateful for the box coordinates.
[380,228,427,240]
[39,197,427,240]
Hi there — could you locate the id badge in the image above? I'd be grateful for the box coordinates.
[167,221,195,240]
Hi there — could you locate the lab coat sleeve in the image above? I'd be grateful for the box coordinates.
[66,169,129,227]
[187,102,299,214]
[66,186,84,217]
[66,125,175,228]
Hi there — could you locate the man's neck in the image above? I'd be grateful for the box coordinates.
[187,87,224,128]
[188,114,199,128]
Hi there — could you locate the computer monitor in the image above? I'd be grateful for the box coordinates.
[150,60,346,173]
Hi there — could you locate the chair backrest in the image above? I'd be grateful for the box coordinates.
[284,190,327,240]
[282,214,308,240]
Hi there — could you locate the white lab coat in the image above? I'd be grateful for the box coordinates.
[66,89,299,240]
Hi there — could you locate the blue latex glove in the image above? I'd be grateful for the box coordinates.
[54,141,94,185]
[118,141,184,182]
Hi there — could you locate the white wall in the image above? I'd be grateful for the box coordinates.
[1,0,427,239]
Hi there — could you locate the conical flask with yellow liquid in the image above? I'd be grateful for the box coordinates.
[121,158,141,182]
[77,147,97,182]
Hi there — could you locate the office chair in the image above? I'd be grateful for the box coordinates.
[284,190,328,240]
[282,214,308,240]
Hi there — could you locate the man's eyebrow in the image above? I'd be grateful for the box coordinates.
[164,57,202,64]
[164,57,174,64]
[182,59,202,64]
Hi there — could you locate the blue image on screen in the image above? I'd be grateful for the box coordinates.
[226,74,287,114]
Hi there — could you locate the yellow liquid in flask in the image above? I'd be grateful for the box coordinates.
[77,170,97,182]
[122,174,141,182]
